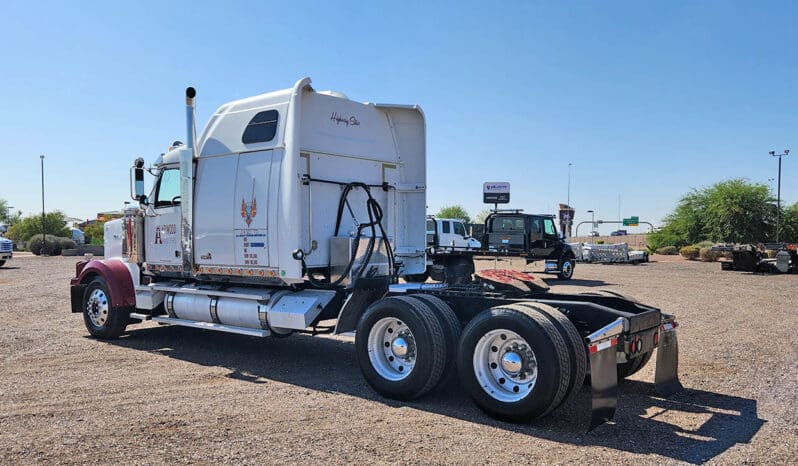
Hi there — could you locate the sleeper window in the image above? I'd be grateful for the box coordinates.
[242,110,279,144]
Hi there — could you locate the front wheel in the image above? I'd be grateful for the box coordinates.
[82,277,129,339]
[558,257,575,280]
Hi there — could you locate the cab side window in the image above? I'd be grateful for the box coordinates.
[154,169,181,208]
[543,218,556,236]
[453,222,466,236]
[442,221,451,234]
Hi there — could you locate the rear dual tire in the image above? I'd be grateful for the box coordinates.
[356,296,447,400]
[457,303,585,422]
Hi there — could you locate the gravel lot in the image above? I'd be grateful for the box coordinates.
[1,255,796,464]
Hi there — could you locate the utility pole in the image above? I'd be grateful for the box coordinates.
[769,150,790,243]
[40,155,46,256]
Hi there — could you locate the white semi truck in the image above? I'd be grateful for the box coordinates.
[70,79,681,428]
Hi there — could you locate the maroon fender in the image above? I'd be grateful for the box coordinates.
[70,259,136,310]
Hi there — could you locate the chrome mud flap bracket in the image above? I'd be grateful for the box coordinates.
[654,319,682,396]
[586,317,625,431]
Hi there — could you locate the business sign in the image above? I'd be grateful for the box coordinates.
[483,182,510,204]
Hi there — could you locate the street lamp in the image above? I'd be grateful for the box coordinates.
[40,154,46,256]
[587,209,595,233]
[769,149,790,243]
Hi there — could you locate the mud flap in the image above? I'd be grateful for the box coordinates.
[588,338,619,431]
[654,323,682,396]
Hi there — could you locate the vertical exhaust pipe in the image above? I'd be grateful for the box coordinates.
[179,87,197,277]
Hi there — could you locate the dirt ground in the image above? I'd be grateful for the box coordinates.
[1,255,796,465]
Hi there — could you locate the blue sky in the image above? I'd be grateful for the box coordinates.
[1,0,795,234]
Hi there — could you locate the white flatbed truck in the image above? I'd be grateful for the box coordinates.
[70,79,681,429]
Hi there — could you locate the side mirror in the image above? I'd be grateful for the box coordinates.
[130,157,148,205]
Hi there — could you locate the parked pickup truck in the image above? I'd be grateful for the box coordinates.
[482,211,576,280]
[404,216,481,284]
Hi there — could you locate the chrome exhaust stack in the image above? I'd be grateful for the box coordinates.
[179,87,197,277]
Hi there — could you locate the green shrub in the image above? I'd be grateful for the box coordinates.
[656,246,679,255]
[28,234,76,255]
[680,245,700,260]
[695,240,715,248]
[699,247,720,262]
[596,240,605,244]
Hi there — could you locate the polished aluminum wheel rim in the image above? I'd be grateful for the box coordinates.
[562,261,573,277]
[367,317,416,381]
[86,288,109,327]
[473,329,537,402]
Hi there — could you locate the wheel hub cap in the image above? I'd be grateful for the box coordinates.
[367,318,417,381]
[86,289,109,327]
[391,336,409,358]
[473,329,538,402]
[501,351,523,374]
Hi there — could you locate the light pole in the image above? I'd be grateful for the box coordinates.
[40,155,46,256]
[587,209,595,233]
[769,149,790,243]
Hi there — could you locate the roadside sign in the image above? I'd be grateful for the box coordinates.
[483,182,510,204]
[622,216,639,226]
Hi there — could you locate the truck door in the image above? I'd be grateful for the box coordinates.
[451,221,470,249]
[144,167,183,269]
[530,216,556,258]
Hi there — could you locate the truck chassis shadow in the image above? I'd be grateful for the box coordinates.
[110,326,764,464]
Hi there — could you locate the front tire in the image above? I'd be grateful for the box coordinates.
[355,297,446,400]
[558,256,575,280]
[82,277,129,339]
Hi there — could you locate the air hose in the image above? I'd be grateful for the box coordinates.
[300,178,395,289]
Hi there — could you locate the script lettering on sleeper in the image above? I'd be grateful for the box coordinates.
[330,112,360,127]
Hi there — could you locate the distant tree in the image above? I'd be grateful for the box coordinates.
[6,211,70,241]
[437,205,472,224]
[474,209,492,224]
[0,198,21,226]
[781,202,798,243]
[83,221,106,245]
[648,179,776,249]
